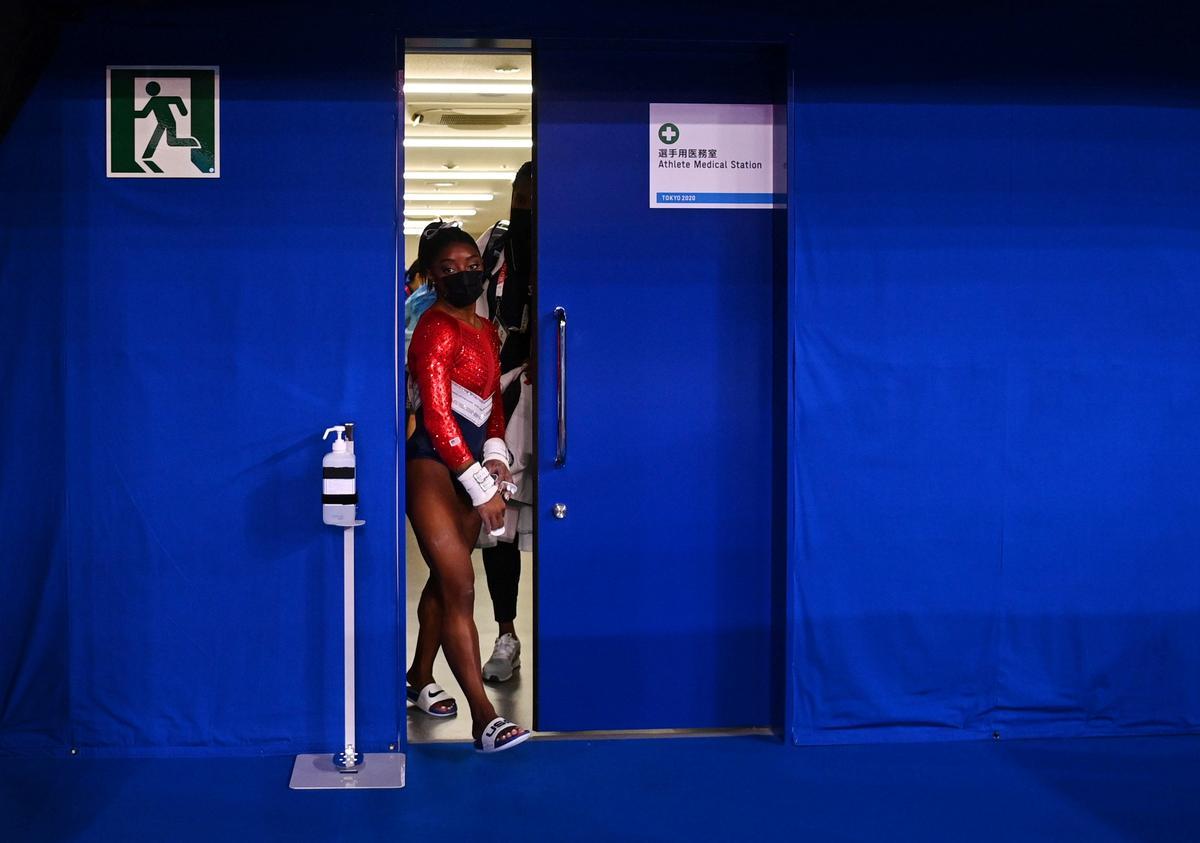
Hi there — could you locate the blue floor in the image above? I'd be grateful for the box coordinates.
[3,734,1198,841]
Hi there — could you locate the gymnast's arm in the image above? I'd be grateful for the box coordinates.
[408,312,474,472]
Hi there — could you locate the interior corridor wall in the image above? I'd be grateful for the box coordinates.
[1,12,400,756]
[789,33,1200,743]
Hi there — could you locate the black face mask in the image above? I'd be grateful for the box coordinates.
[440,269,485,308]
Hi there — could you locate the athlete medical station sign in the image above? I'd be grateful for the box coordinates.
[649,102,784,209]
[107,66,220,178]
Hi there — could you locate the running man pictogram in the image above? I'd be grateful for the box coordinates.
[134,81,199,172]
[107,66,219,178]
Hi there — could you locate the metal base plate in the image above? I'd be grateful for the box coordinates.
[289,752,406,790]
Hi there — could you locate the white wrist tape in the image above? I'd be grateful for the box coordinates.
[457,461,498,507]
[482,437,512,468]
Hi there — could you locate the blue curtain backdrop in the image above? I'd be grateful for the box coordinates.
[788,31,1200,742]
[4,2,1200,755]
[0,14,400,756]
[0,57,70,753]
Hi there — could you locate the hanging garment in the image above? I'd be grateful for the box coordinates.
[477,363,533,551]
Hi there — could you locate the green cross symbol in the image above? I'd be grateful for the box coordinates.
[658,122,680,145]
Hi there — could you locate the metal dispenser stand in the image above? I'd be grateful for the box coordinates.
[289,519,405,789]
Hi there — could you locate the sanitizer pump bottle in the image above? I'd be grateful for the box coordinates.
[322,424,357,526]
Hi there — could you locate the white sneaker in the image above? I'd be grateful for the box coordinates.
[482,633,521,682]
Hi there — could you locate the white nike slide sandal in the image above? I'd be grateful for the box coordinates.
[406,682,458,718]
[474,717,531,754]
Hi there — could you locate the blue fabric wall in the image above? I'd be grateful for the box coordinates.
[4,3,1200,755]
[1,13,400,756]
[0,64,70,753]
[789,38,1200,742]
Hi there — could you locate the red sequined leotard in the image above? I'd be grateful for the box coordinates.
[407,308,505,469]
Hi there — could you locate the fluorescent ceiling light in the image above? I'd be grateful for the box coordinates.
[403,82,532,95]
[403,138,532,149]
[404,171,517,181]
[404,192,494,202]
[404,208,478,217]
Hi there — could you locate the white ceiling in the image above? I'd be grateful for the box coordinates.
[403,51,532,272]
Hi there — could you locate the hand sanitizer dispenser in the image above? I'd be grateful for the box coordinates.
[322,424,357,526]
[292,423,404,789]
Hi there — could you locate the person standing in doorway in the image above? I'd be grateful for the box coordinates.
[405,225,531,754]
[474,162,533,682]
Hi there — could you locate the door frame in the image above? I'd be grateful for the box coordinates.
[395,36,535,750]
[395,32,800,744]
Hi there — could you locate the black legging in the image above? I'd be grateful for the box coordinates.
[482,540,520,624]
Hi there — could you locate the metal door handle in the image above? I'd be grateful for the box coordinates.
[554,306,567,467]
